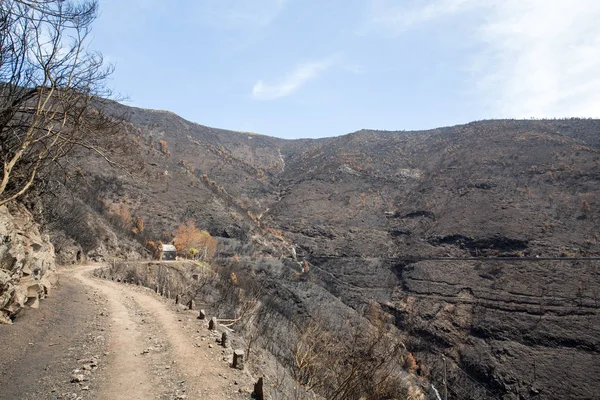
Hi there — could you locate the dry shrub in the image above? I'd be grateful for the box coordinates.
[287,311,411,400]
[405,353,418,374]
[173,220,217,260]
[145,241,160,259]
[133,217,144,234]
[158,139,168,154]
[582,200,591,213]
[302,260,310,274]
[113,202,132,228]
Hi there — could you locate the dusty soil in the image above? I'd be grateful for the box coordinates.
[0,264,255,400]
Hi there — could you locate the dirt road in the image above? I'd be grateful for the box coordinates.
[0,264,254,400]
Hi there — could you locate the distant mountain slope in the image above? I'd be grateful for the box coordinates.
[52,105,600,399]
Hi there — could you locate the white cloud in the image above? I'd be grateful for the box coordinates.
[252,57,336,100]
[369,0,475,33]
[369,0,600,118]
[476,0,600,118]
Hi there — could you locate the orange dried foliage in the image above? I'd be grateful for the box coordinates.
[112,203,132,228]
[158,140,168,154]
[582,200,591,213]
[303,260,310,274]
[405,353,417,374]
[145,240,160,259]
[173,220,217,259]
[132,217,144,234]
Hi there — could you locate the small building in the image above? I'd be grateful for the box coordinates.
[159,244,177,261]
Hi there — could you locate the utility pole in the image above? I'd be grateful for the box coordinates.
[442,356,448,400]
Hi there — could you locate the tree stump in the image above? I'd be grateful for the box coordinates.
[187,299,195,310]
[197,309,206,320]
[175,294,181,305]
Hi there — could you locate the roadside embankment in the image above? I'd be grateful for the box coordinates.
[0,203,56,324]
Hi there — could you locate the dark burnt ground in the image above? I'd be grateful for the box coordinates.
[0,272,108,400]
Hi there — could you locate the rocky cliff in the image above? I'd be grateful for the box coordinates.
[0,203,56,323]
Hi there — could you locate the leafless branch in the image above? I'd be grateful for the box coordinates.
[0,0,118,205]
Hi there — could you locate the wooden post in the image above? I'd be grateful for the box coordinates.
[254,377,265,400]
[233,349,244,370]
[208,317,217,330]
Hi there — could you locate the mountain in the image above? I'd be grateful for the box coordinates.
[43,104,600,399]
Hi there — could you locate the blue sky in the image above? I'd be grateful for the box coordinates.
[92,0,600,139]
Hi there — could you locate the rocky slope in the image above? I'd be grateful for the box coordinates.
[0,203,56,324]
[43,106,600,399]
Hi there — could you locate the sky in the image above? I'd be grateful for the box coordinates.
[91,0,600,139]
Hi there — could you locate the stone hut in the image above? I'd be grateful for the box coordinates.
[159,244,177,261]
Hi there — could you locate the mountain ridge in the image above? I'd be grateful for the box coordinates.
[33,103,600,399]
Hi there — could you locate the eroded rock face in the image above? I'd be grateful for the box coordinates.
[393,260,599,399]
[0,203,56,323]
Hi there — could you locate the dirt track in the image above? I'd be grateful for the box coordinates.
[0,264,254,400]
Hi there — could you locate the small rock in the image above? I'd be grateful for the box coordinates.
[71,374,86,383]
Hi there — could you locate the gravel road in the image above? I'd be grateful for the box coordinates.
[0,264,254,400]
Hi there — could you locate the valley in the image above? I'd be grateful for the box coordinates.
[1,2,598,399]
[43,108,600,399]
[2,107,599,399]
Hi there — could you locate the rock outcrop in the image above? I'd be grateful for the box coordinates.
[0,203,56,323]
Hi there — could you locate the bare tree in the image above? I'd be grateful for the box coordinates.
[0,0,115,206]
